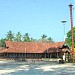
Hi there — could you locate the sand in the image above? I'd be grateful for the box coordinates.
[35,63,73,72]
[0,65,29,74]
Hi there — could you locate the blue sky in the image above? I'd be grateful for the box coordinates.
[74,0,75,26]
[0,0,74,42]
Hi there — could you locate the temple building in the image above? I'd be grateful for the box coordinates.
[0,41,70,61]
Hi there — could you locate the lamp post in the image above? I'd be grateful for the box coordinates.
[61,20,67,63]
[61,20,67,41]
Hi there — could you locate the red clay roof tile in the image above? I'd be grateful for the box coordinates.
[0,41,65,53]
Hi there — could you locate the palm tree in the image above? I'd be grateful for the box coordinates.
[6,30,14,41]
[39,34,47,42]
[15,32,22,42]
[47,37,54,43]
[41,34,47,39]
[30,38,37,42]
[23,33,30,42]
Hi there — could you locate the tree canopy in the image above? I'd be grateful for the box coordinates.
[14,32,22,42]
[6,31,14,41]
[66,27,75,47]
[0,31,54,47]
[0,38,6,47]
[23,33,30,42]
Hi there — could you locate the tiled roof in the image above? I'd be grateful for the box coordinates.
[4,41,65,53]
[0,47,6,53]
[0,41,65,53]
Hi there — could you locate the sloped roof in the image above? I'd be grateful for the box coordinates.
[0,47,6,53]
[0,41,65,53]
[0,47,5,50]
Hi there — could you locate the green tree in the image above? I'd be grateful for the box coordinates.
[14,32,22,42]
[0,38,6,47]
[47,37,54,43]
[23,33,30,42]
[41,34,47,39]
[6,31,14,41]
[39,34,47,42]
[66,27,75,47]
[30,38,36,42]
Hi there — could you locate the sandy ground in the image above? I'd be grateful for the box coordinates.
[0,60,74,75]
[0,64,29,74]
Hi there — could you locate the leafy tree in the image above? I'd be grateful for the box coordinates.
[0,38,6,47]
[47,37,54,43]
[14,32,22,42]
[0,31,55,44]
[23,33,30,42]
[41,34,47,39]
[30,38,37,42]
[39,34,47,42]
[6,31,14,41]
[66,27,75,47]
[39,34,54,43]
